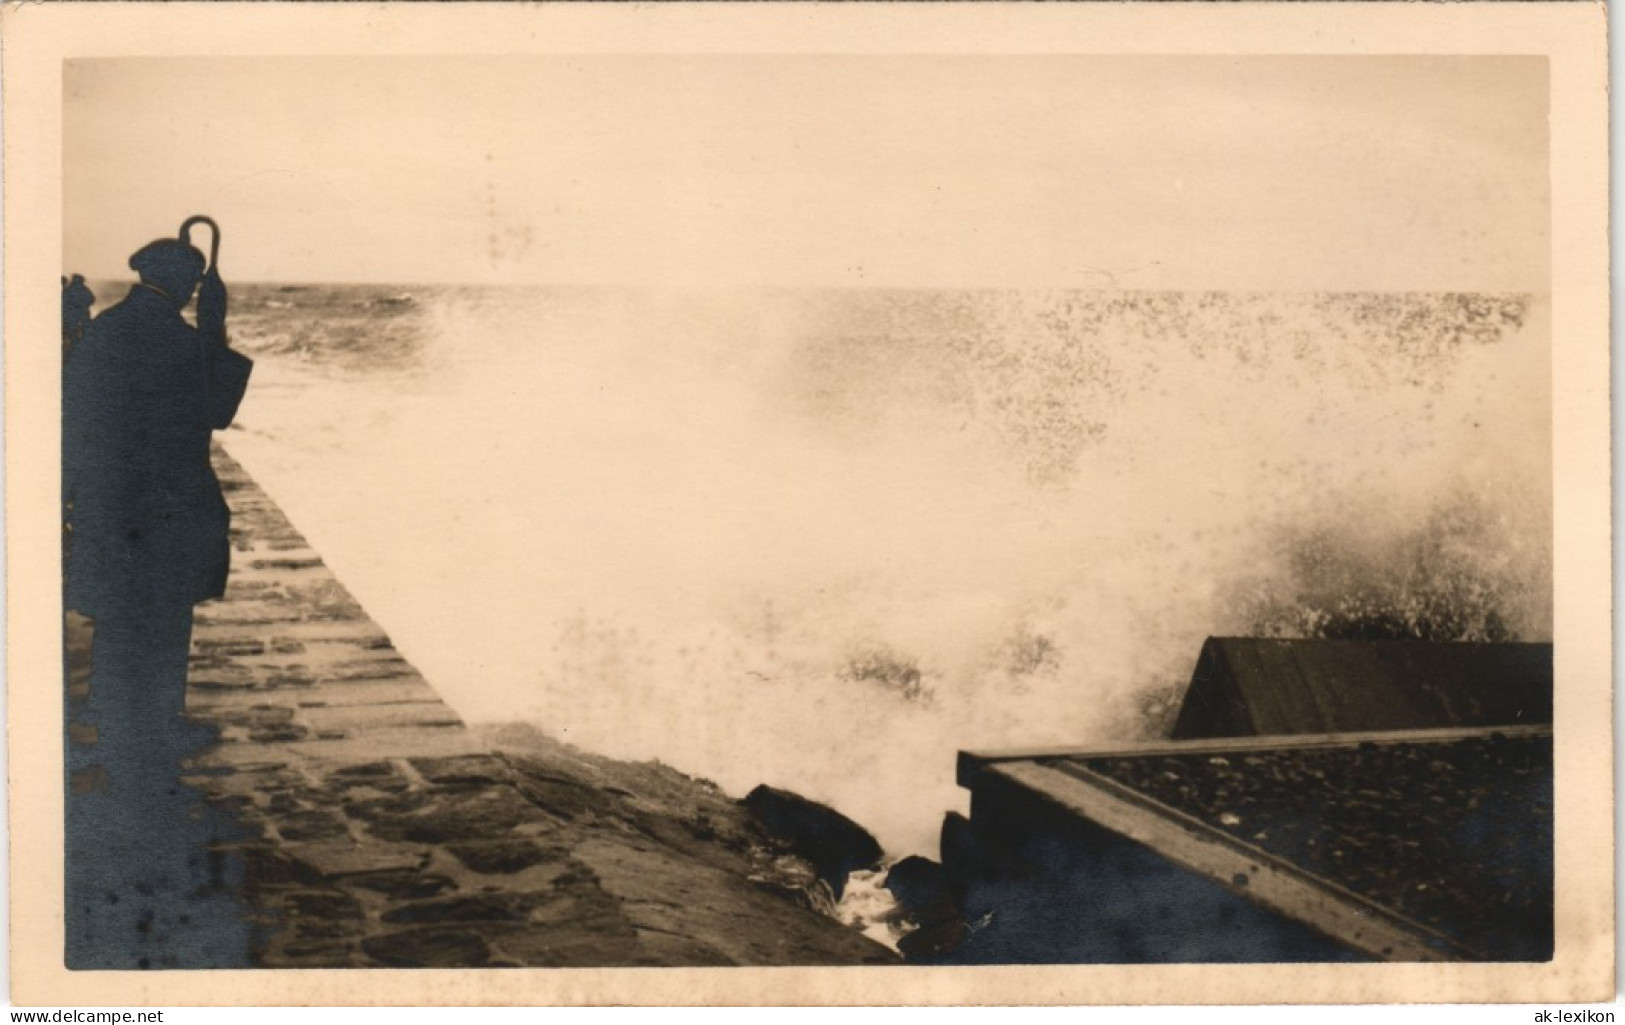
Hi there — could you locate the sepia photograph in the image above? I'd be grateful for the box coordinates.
[5,1,1613,1009]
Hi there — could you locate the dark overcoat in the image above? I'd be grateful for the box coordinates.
[63,285,253,619]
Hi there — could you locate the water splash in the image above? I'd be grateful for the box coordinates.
[219,284,1549,856]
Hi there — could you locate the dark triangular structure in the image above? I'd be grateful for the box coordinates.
[1170,637,1552,740]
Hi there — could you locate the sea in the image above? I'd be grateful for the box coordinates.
[86,281,1553,859]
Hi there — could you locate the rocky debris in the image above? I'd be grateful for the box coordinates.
[882,856,970,961]
[896,906,970,962]
[740,785,884,898]
[127,445,900,968]
[884,855,947,913]
[749,855,838,917]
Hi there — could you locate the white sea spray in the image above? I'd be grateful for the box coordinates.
[219,284,1550,856]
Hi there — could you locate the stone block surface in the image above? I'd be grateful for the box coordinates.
[153,445,898,968]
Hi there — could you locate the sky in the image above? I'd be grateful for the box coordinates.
[64,55,1549,291]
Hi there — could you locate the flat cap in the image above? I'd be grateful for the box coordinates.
[127,238,205,279]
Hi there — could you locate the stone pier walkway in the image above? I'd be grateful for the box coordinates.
[134,445,895,968]
[189,448,474,766]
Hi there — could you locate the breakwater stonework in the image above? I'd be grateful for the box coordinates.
[69,445,896,968]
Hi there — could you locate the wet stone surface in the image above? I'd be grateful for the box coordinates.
[445,839,551,874]
[347,870,458,900]
[362,928,493,968]
[156,445,898,969]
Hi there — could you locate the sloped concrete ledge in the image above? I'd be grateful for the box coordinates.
[71,444,896,969]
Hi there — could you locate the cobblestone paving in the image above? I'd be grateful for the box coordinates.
[163,445,894,968]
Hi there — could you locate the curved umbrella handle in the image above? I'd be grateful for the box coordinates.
[179,215,221,270]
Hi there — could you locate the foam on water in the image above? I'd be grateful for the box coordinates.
[217,284,1550,856]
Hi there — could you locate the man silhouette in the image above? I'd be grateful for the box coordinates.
[62,230,254,967]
